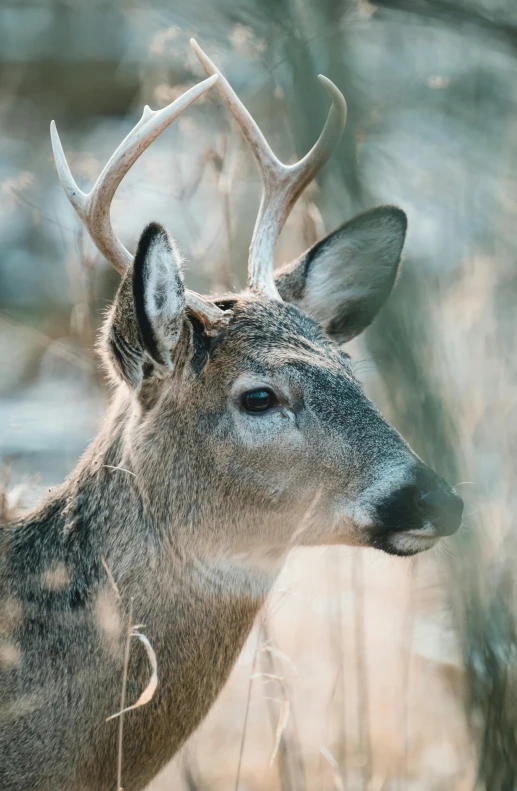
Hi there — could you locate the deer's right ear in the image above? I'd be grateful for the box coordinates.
[103,223,186,389]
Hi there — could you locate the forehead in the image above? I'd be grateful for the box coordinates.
[215,298,351,373]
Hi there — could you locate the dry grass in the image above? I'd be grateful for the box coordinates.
[145,547,475,791]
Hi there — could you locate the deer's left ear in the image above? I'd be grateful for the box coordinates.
[131,222,186,369]
[275,206,407,343]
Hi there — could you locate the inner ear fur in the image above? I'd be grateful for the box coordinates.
[275,206,407,343]
[103,223,192,390]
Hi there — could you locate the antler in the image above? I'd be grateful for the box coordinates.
[51,74,228,328]
[191,39,347,301]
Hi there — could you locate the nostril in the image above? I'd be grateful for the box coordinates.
[420,488,464,536]
[398,484,421,507]
[420,490,445,512]
[374,484,425,533]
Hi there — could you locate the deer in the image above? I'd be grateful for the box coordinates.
[0,40,463,791]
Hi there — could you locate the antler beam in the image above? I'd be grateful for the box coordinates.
[52,42,347,313]
[190,39,347,301]
[51,74,228,328]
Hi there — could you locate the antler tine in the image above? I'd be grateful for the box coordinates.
[51,74,229,329]
[190,38,347,301]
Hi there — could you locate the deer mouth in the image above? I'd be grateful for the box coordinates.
[373,526,441,557]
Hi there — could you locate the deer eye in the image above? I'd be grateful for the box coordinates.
[241,389,278,413]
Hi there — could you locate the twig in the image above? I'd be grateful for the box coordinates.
[117,597,133,791]
[325,550,347,788]
[352,553,372,790]
[234,627,261,791]
[101,556,122,602]
[321,747,345,791]
[259,617,306,791]
[107,631,158,721]
[102,465,136,477]
[399,559,418,788]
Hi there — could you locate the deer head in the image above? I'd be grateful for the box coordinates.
[51,41,463,566]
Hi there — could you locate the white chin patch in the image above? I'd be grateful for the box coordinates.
[387,531,439,555]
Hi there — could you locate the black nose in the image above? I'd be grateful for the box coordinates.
[375,471,464,537]
[419,486,463,536]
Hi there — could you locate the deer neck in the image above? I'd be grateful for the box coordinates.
[26,392,284,788]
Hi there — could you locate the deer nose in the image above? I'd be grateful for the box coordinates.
[419,486,464,536]
[374,465,464,538]
[385,479,463,537]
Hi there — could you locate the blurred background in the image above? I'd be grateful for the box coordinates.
[1,1,517,789]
